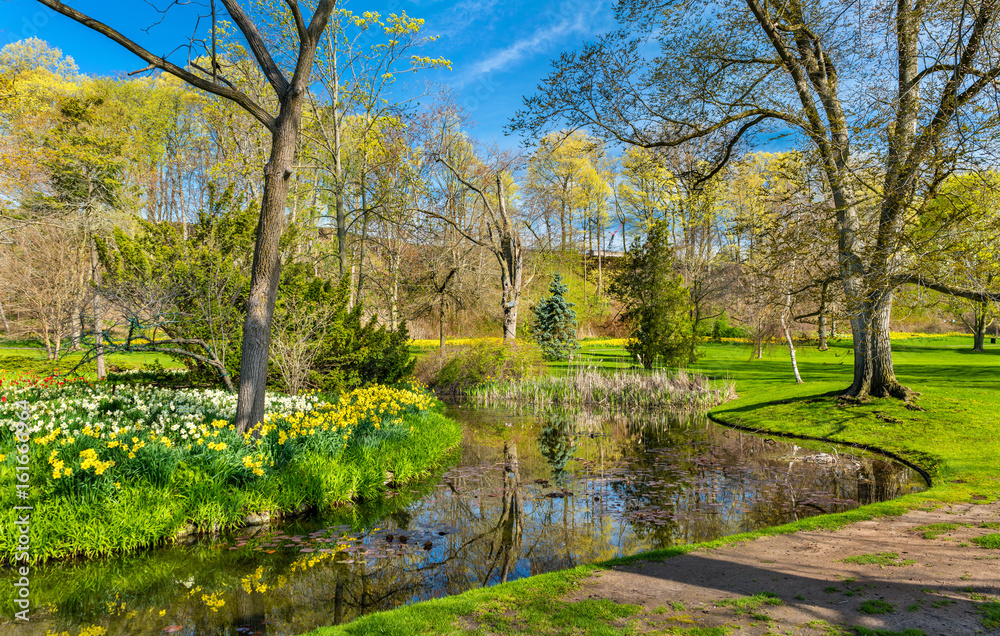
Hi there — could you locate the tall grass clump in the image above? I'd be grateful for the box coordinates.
[0,378,461,563]
[468,367,737,411]
[415,341,544,396]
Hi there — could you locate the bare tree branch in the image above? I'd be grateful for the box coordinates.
[34,0,277,130]
[218,0,290,96]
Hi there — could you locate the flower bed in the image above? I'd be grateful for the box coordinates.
[0,379,459,563]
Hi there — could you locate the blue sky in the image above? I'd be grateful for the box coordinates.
[0,0,615,144]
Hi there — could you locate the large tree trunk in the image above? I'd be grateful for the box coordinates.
[847,290,908,399]
[843,0,924,400]
[973,301,987,352]
[234,102,301,433]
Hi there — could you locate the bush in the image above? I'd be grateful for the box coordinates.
[423,341,543,395]
[271,266,415,395]
[710,313,751,340]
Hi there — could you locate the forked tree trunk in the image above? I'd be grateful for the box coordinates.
[234,104,300,433]
[434,160,523,344]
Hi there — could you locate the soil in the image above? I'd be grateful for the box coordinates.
[566,502,1000,635]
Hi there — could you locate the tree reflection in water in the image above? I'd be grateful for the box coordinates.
[485,442,524,584]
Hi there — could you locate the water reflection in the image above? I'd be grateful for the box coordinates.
[1,408,925,636]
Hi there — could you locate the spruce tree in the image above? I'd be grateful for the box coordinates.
[531,273,580,361]
[609,221,697,369]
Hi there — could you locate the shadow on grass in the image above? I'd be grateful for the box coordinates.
[600,549,992,634]
[708,392,935,485]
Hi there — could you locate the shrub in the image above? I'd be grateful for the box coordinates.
[272,269,416,395]
[425,341,543,395]
[711,313,751,340]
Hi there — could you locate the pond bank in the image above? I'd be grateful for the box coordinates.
[303,338,1000,635]
[305,501,1000,636]
[0,384,462,564]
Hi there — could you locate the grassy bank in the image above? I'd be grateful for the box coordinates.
[303,334,999,635]
[0,381,462,563]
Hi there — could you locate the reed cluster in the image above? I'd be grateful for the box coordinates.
[468,367,736,411]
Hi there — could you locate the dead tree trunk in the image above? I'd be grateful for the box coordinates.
[432,158,525,343]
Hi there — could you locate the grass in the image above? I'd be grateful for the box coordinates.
[0,345,185,381]
[979,601,1000,629]
[301,565,620,636]
[717,592,782,620]
[297,335,1000,634]
[970,533,1000,549]
[857,600,896,615]
[841,552,916,567]
[698,336,1000,502]
[910,523,965,539]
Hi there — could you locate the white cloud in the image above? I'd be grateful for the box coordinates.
[456,3,604,83]
[424,0,505,41]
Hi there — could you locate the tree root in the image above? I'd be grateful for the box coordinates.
[840,381,924,411]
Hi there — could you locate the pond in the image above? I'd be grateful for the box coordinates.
[1,407,925,635]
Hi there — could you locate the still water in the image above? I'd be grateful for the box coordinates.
[2,407,925,635]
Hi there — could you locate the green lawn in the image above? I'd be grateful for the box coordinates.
[0,343,185,380]
[305,334,999,635]
[687,336,999,502]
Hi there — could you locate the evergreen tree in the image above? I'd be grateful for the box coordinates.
[609,221,697,369]
[531,273,580,361]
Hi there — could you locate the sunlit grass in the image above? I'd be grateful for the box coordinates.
[300,333,999,635]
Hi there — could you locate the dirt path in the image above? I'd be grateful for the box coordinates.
[567,502,1000,635]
